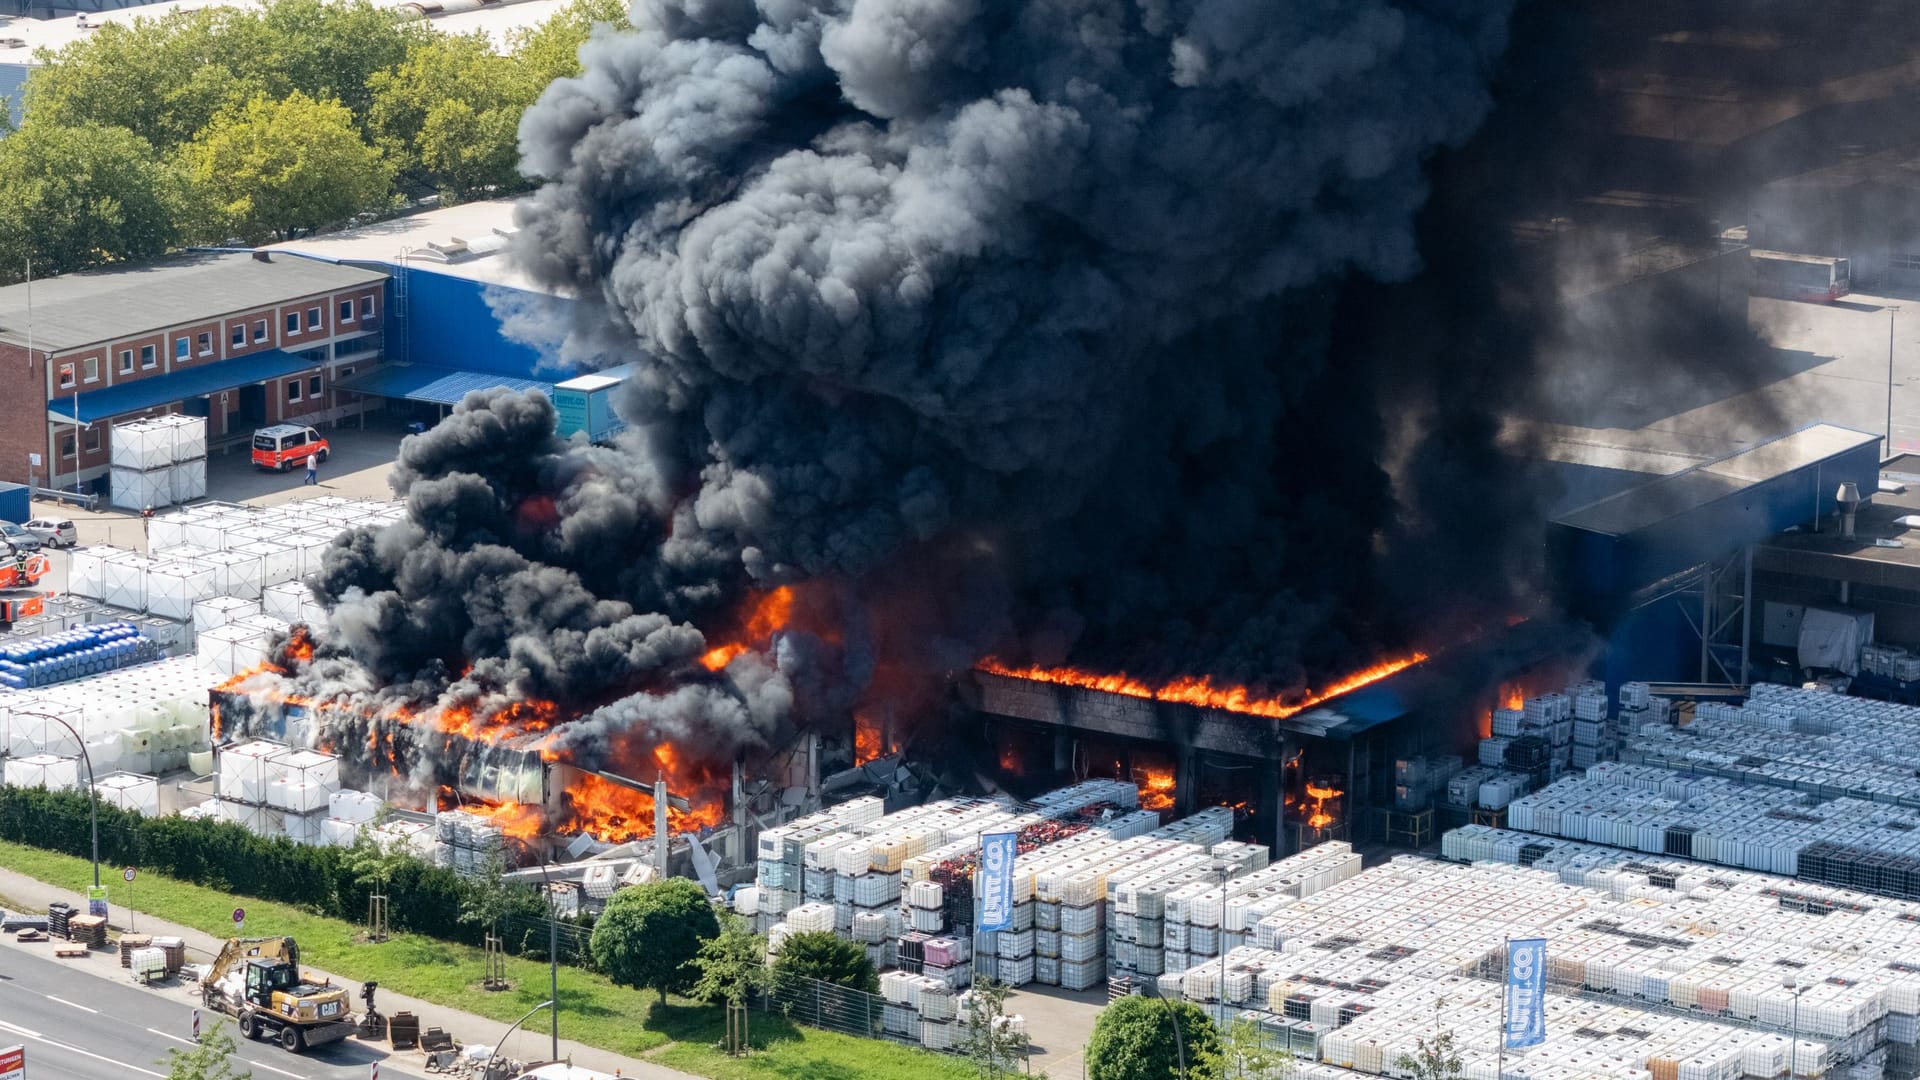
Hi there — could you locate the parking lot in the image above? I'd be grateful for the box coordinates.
[11,421,412,603]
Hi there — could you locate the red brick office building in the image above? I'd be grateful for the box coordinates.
[0,252,388,492]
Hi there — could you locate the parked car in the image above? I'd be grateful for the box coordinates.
[22,517,77,548]
[251,425,330,472]
[0,522,43,551]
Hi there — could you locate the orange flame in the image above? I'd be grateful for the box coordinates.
[1304,780,1342,830]
[699,586,796,671]
[1137,766,1176,812]
[855,712,885,765]
[978,651,1429,720]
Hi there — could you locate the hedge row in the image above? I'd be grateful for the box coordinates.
[0,786,541,948]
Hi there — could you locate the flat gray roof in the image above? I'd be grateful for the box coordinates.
[0,252,388,352]
[1555,423,1880,537]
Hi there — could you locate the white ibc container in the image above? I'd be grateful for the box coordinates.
[93,772,160,815]
[153,414,208,463]
[147,509,205,550]
[146,561,218,622]
[196,550,263,600]
[328,790,381,824]
[283,812,324,845]
[168,460,207,504]
[4,753,80,790]
[910,880,945,909]
[215,798,274,837]
[193,596,261,634]
[319,818,362,847]
[110,465,173,511]
[218,740,288,803]
[291,531,341,576]
[6,706,82,757]
[100,553,149,610]
[235,542,298,589]
[110,421,172,471]
[260,581,311,622]
[267,777,332,813]
[195,623,270,677]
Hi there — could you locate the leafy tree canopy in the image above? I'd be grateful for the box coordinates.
[588,877,719,1003]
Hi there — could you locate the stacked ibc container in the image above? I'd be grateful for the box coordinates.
[1392,755,1463,811]
[1152,842,1364,982]
[269,748,341,845]
[437,809,508,874]
[753,796,888,930]
[319,790,382,846]
[212,739,293,837]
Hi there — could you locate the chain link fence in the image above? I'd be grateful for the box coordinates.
[759,973,1032,1071]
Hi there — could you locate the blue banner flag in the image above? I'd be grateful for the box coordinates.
[978,832,1017,932]
[1504,937,1547,1048]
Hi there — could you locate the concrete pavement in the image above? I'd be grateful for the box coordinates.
[0,863,696,1079]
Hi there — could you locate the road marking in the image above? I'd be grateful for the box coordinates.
[0,1021,166,1077]
[242,1056,308,1079]
[146,1026,197,1046]
[45,994,99,1014]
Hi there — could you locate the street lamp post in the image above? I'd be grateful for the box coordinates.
[1154,993,1189,1080]
[1786,978,1807,1080]
[1215,860,1232,1026]
[21,711,100,890]
[1889,306,1901,458]
[536,862,560,1061]
[488,999,554,1080]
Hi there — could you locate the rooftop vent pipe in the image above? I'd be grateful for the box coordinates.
[1837,482,1863,539]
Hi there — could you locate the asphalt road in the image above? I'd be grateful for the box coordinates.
[0,942,402,1080]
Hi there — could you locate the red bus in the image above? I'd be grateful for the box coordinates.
[1750,249,1850,303]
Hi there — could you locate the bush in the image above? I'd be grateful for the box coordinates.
[772,931,878,994]
[589,878,719,1002]
[1086,995,1222,1080]
[0,785,498,947]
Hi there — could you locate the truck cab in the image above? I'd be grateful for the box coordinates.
[252,425,330,472]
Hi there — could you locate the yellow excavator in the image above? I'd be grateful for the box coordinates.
[200,936,356,1053]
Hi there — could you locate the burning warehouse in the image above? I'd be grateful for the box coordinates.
[964,620,1593,854]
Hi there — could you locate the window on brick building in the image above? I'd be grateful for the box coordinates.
[306,307,321,331]
[60,435,75,458]
[339,299,354,322]
[58,363,74,388]
[286,312,301,335]
[175,337,190,361]
[197,332,212,356]
[360,296,375,319]
[120,350,133,374]
[287,380,303,403]
[83,356,98,383]
[140,344,156,368]
[254,320,268,342]
[85,428,100,452]
[231,324,246,348]
[309,375,322,397]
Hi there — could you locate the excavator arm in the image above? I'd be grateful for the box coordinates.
[203,937,297,989]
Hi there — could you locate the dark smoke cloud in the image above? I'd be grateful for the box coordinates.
[292,0,1542,770]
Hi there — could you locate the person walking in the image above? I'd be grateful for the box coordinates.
[304,452,319,486]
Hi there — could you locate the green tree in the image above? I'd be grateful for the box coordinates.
[179,91,394,243]
[344,822,410,942]
[367,32,533,197]
[0,121,187,282]
[690,913,771,1055]
[959,976,1028,1079]
[771,931,879,995]
[1205,1017,1293,1080]
[588,878,719,1003]
[163,1019,248,1080]
[24,7,271,149]
[510,0,631,89]
[1395,1030,1465,1080]
[23,0,419,150]
[1086,996,1222,1080]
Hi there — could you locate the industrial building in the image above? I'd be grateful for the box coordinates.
[266,198,582,421]
[0,251,386,493]
[1750,145,1920,292]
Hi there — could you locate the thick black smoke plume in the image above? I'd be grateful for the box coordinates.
[298,0,1552,768]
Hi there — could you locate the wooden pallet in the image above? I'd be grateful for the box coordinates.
[53,944,91,958]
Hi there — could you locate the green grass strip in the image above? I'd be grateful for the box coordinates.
[0,840,978,1079]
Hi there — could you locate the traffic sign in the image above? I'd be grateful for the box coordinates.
[0,1044,24,1080]
[124,867,137,883]
[232,907,245,929]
